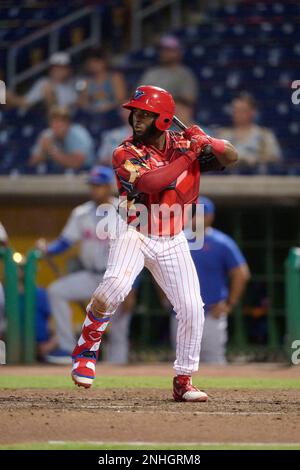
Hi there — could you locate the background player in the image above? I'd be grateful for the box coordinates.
[171,196,250,364]
[36,166,134,364]
[71,85,238,402]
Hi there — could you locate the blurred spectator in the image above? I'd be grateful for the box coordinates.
[171,197,250,364]
[7,52,78,111]
[217,93,282,169]
[139,35,198,103]
[0,222,8,338]
[78,47,127,114]
[35,166,134,364]
[97,107,131,166]
[29,106,94,173]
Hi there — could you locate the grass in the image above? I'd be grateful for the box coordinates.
[0,375,300,390]
[1,442,300,450]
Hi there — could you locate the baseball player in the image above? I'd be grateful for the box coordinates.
[37,166,134,364]
[71,85,238,402]
[171,197,250,364]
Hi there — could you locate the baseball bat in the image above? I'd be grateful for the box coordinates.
[172,115,212,156]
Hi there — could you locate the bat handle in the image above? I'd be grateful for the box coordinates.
[172,115,187,130]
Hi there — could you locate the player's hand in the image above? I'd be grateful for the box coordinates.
[35,238,48,255]
[189,134,212,158]
[184,125,207,140]
[210,300,231,319]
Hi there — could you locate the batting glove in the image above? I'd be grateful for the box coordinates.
[183,125,207,140]
[185,134,212,162]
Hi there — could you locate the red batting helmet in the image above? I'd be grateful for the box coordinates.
[122,85,175,131]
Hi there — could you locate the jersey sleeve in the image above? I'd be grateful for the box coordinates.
[61,208,83,244]
[222,235,247,271]
[112,145,151,195]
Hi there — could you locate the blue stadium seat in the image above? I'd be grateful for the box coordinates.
[2,0,298,174]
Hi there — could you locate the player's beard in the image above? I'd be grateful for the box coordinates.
[133,121,162,144]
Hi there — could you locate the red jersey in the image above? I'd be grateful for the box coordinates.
[112,130,201,236]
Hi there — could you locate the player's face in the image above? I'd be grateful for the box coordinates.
[132,108,158,138]
[192,213,214,232]
[89,184,112,203]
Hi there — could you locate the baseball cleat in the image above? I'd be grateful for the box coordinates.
[72,351,97,389]
[173,375,208,402]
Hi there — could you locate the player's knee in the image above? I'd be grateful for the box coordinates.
[175,299,204,327]
[176,299,201,316]
[90,276,133,320]
[47,280,65,298]
[89,295,109,318]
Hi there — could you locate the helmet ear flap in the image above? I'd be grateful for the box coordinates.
[156,115,172,131]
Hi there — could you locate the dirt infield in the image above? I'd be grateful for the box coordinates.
[1,364,300,446]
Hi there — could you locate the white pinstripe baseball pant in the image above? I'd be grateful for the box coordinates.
[89,226,205,375]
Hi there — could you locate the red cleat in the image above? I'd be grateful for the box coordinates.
[72,351,97,389]
[173,375,208,402]
[71,311,111,389]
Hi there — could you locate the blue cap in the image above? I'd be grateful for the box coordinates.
[88,166,114,185]
[198,196,215,215]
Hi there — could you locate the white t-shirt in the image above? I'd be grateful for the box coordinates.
[217,125,282,166]
[26,77,77,108]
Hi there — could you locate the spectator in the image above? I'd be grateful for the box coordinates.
[35,166,135,364]
[139,35,198,104]
[78,47,127,114]
[7,52,78,111]
[171,197,250,364]
[97,107,131,166]
[217,93,282,169]
[29,106,94,173]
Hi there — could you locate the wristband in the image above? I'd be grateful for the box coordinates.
[210,138,225,155]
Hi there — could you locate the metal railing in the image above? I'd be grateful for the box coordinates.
[131,0,182,50]
[285,247,300,363]
[7,6,101,90]
[0,247,20,363]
